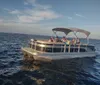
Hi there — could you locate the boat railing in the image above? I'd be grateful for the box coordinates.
[30,41,89,53]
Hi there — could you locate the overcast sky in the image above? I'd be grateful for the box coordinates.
[0,0,100,39]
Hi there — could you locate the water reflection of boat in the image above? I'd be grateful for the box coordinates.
[21,57,95,85]
[22,28,96,62]
[21,60,75,85]
[21,61,45,85]
[21,63,40,71]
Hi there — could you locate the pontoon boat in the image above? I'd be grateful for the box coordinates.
[22,28,96,62]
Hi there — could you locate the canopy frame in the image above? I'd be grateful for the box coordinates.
[52,27,90,44]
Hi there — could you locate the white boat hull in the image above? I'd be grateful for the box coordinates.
[40,52,96,60]
[22,47,96,62]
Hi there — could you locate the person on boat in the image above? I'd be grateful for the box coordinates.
[31,39,34,42]
[71,38,76,45]
[30,39,34,48]
[61,36,67,42]
[66,40,70,45]
[55,36,62,42]
[76,38,80,44]
[61,36,70,44]
[30,39,37,43]
[55,36,59,42]
[48,37,55,42]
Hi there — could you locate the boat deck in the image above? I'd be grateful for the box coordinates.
[22,47,37,55]
[22,47,52,62]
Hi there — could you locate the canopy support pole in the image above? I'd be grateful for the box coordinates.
[73,31,78,39]
[87,36,89,45]
[53,31,58,37]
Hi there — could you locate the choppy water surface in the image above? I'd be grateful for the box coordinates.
[0,32,100,85]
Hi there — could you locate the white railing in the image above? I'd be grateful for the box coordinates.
[30,42,89,53]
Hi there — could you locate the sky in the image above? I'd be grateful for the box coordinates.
[0,0,100,39]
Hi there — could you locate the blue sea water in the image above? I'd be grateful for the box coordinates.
[0,32,100,85]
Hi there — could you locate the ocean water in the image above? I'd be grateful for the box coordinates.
[0,32,100,85]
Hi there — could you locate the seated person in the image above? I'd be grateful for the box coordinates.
[61,36,70,45]
[61,36,67,42]
[48,37,55,42]
[71,38,76,45]
[66,40,70,45]
[76,38,80,44]
[55,36,60,42]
